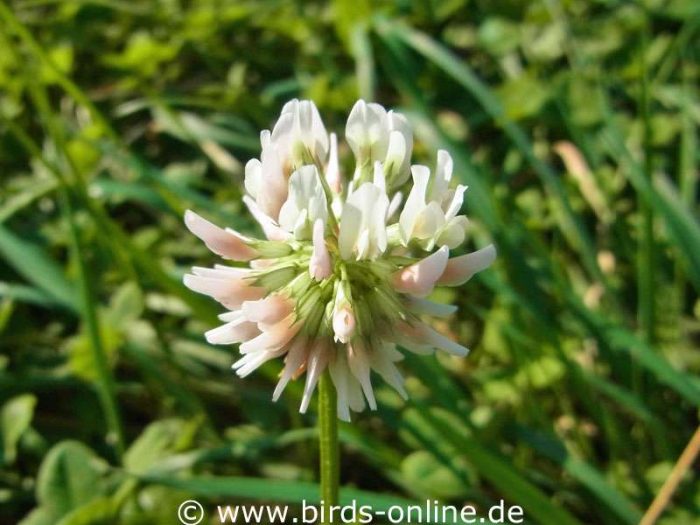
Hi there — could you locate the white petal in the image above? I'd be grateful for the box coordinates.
[436,216,469,249]
[444,184,467,220]
[205,317,260,345]
[415,322,470,356]
[399,165,430,244]
[278,165,328,240]
[347,343,376,410]
[299,340,330,414]
[404,296,458,317]
[243,196,293,241]
[345,100,389,161]
[430,149,453,202]
[369,343,407,399]
[338,182,389,261]
[387,191,403,220]
[273,99,329,162]
[373,161,386,192]
[412,201,446,242]
[233,347,286,378]
[244,158,262,199]
[309,219,332,280]
[328,352,352,422]
[437,244,496,286]
[184,210,257,261]
[392,246,449,297]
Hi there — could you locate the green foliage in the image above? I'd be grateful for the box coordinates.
[0,0,699,524]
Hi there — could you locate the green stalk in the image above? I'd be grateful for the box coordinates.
[318,371,339,523]
[62,190,126,457]
[637,25,655,348]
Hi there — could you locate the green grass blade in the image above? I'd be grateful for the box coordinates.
[513,425,642,524]
[0,225,79,312]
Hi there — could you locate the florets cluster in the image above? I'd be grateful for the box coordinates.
[184,100,495,420]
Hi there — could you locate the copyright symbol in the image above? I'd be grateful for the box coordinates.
[178,499,204,525]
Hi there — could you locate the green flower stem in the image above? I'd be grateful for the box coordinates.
[318,371,339,523]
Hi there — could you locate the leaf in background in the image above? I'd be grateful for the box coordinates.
[0,225,79,312]
[125,419,192,475]
[1,394,37,464]
[401,450,469,499]
[34,441,108,522]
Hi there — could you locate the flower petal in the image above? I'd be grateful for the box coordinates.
[309,219,332,280]
[326,132,342,193]
[241,294,293,324]
[347,343,376,410]
[205,316,260,345]
[239,314,299,354]
[437,244,496,286]
[243,196,293,242]
[399,165,430,244]
[392,246,449,297]
[299,340,330,413]
[184,210,257,261]
[183,274,264,309]
[272,337,308,401]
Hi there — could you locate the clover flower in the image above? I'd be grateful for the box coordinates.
[184,99,495,421]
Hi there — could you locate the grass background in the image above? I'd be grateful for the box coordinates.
[0,0,699,523]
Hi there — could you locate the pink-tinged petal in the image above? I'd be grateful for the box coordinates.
[272,337,308,402]
[241,294,293,324]
[299,340,330,413]
[392,246,449,297]
[347,343,376,410]
[437,244,496,286]
[309,219,332,280]
[205,316,260,345]
[332,304,355,343]
[239,314,299,355]
[184,210,257,261]
[326,133,342,193]
[243,196,293,242]
[183,274,264,309]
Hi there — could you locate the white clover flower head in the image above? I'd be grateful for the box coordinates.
[184,99,496,421]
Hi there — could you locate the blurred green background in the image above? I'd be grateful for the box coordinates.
[1,0,699,524]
